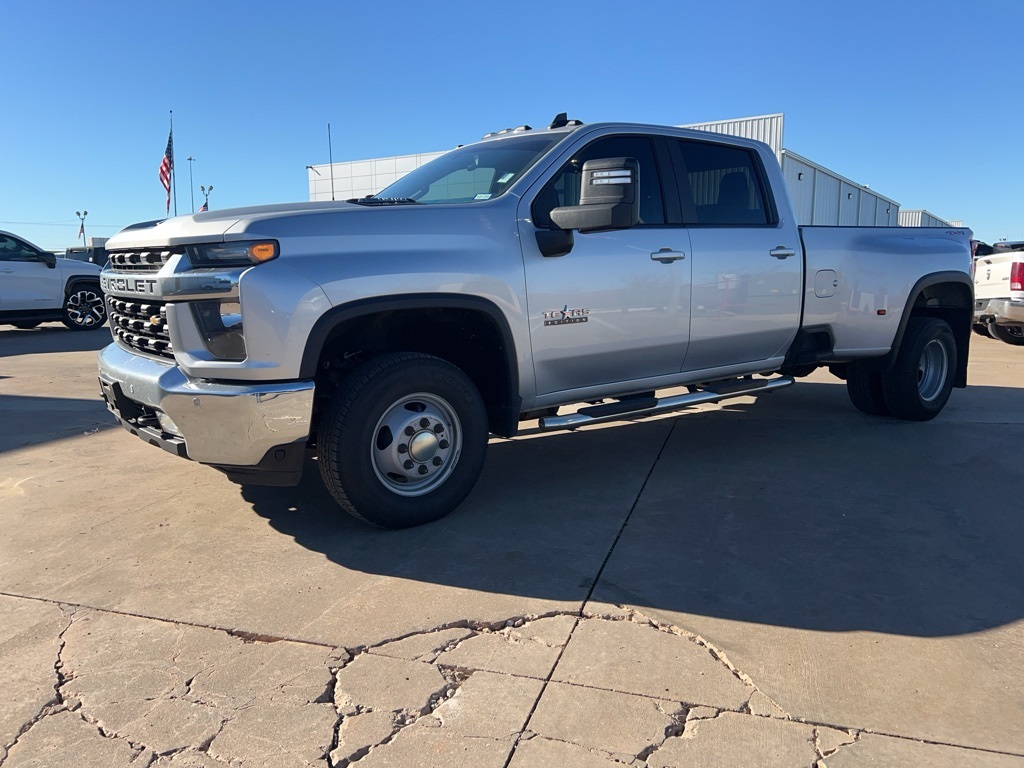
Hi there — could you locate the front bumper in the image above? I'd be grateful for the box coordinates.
[97,343,314,468]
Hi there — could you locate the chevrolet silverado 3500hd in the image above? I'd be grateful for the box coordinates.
[97,117,974,527]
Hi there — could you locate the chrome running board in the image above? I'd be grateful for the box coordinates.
[538,376,794,431]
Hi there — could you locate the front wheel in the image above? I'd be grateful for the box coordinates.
[987,323,1024,346]
[61,284,106,330]
[880,317,956,421]
[317,353,488,528]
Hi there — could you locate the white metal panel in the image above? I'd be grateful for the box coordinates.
[839,183,859,226]
[875,199,897,225]
[858,192,877,226]
[899,209,952,227]
[680,114,784,158]
[781,153,814,224]
[899,210,922,227]
[813,171,840,225]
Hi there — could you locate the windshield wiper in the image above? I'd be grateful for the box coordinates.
[347,196,421,206]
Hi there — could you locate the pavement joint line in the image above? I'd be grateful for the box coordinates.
[499,420,681,768]
[0,590,339,651]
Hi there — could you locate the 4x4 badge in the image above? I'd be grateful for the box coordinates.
[543,305,590,326]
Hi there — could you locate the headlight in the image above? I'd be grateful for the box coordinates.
[191,300,246,360]
[186,240,279,267]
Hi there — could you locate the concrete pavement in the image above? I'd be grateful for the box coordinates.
[2,324,1023,767]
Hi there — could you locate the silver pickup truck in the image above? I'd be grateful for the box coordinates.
[97,118,974,527]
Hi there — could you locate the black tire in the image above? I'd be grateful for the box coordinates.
[880,317,956,421]
[972,323,990,338]
[846,362,890,416]
[317,352,488,528]
[13,322,41,330]
[61,282,106,330]
[987,323,1024,346]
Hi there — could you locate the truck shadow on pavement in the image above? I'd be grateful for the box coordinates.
[241,381,1024,640]
[0,326,110,358]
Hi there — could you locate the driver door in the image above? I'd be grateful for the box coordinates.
[519,135,692,398]
[0,234,62,310]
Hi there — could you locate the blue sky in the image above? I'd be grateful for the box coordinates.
[2,0,1021,250]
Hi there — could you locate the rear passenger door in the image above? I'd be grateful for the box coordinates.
[668,138,801,373]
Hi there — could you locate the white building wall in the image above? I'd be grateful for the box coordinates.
[679,113,784,159]
[899,209,953,227]
[781,150,899,227]
[308,151,444,201]
[781,154,815,223]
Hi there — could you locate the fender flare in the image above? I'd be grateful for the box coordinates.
[299,293,522,432]
[882,270,973,385]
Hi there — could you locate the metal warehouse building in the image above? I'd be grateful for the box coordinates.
[307,114,952,228]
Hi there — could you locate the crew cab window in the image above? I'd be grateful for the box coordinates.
[0,234,42,262]
[532,135,666,228]
[675,140,770,226]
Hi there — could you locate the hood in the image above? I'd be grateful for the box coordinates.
[105,201,367,250]
[104,197,520,252]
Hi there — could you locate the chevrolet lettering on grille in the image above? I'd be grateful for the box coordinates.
[101,275,158,295]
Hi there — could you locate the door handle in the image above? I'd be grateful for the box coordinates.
[770,246,796,259]
[0,268,14,273]
[651,248,686,264]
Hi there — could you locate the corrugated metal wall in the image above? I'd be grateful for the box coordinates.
[898,209,952,228]
[780,150,899,226]
[680,114,784,159]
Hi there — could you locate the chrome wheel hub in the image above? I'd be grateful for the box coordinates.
[917,339,948,402]
[371,393,461,497]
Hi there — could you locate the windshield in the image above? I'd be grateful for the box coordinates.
[371,134,564,204]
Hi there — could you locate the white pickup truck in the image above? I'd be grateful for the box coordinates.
[96,117,974,527]
[974,242,1024,345]
[1,230,107,330]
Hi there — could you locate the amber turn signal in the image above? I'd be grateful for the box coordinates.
[249,242,278,262]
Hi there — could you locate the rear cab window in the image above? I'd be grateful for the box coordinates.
[672,139,774,226]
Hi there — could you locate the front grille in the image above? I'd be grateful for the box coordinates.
[107,249,177,273]
[107,296,174,359]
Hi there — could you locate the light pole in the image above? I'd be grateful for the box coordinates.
[187,156,196,213]
[305,165,321,201]
[200,185,213,211]
[75,210,88,246]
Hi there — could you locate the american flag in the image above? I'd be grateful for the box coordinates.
[158,129,174,213]
[198,200,208,213]
[77,222,84,239]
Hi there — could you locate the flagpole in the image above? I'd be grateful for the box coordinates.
[170,111,178,216]
[328,123,335,201]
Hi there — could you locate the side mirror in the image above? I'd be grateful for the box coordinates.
[42,252,57,269]
[550,157,640,234]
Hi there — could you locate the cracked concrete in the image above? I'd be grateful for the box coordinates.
[3,331,1024,766]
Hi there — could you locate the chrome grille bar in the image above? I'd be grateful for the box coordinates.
[107,249,177,273]
[107,297,174,359]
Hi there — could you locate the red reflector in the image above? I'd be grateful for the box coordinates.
[877,309,887,315]
[1011,261,1024,291]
